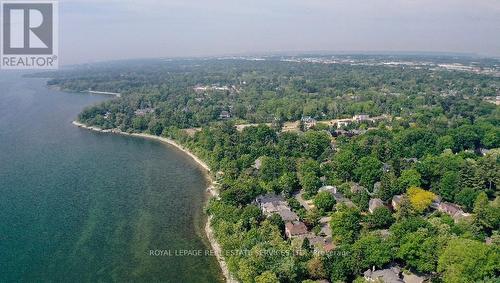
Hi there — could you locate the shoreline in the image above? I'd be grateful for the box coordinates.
[72,121,237,283]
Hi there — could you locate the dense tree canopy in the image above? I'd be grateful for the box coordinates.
[48,55,500,283]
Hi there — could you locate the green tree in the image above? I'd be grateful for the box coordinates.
[278,172,299,197]
[330,205,362,244]
[473,193,500,231]
[452,125,480,152]
[306,256,327,280]
[351,234,392,274]
[255,271,279,283]
[481,128,500,148]
[268,213,285,232]
[366,207,395,229]
[378,171,398,201]
[332,149,357,181]
[314,191,336,213]
[455,187,479,212]
[259,157,284,182]
[389,216,431,246]
[323,245,353,282]
[350,189,371,212]
[438,238,500,283]
[438,171,459,202]
[148,119,164,136]
[354,156,382,189]
[397,228,440,273]
[458,159,483,192]
[276,132,303,157]
[300,172,322,198]
[132,116,148,131]
[304,208,321,228]
[397,169,422,193]
[437,135,454,151]
[477,152,499,192]
[303,131,331,160]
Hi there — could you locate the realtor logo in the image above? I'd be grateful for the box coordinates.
[1,1,58,69]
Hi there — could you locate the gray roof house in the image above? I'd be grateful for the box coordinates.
[350,183,365,194]
[255,193,299,222]
[319,186,355,207]
[391,195,404,210]
[256,193,286,214]
[277,208,299,222]
[285,221,308,238]
[369,198,385,213]
[364,266,404,283]
[437,202,470,221]
[219,110,231,119]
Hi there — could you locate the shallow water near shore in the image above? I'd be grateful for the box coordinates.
[0,72,223,282]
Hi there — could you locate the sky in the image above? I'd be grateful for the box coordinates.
[59,0,500,65]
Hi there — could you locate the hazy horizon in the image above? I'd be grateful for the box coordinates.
[60,0,500,65]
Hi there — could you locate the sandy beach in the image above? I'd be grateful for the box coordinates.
[72,121,237,283]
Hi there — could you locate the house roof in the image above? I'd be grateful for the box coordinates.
[285,221,308,236]
[319,185,336,193]
[403,272,427,283]
[392,195,404,209]
[253,157,263,170]
[277,208,299,222]
[256,193,285,204]
[438,202,462,215]
[350,183,365,194]
[364,266,403,283]
[369,198,385,212]
[301,116,317,123]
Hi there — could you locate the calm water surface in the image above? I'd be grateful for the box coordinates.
[0,72,223,282]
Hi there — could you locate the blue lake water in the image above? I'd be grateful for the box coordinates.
[0,72,222,282]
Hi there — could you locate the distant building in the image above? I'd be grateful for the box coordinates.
[332,129,366,137]
[353,114,370,122]
[336,120,351,129]
[193,85,209,93]
[285,221,308,238]
[403,157,419,163]
[376,229,391,239]
[134,108,155,116]
[369,198,385,213]
[103,111,112,120]
[219,110,231,119]
[193,84,231,93]
[485,237,493,245]
[301,116,317,130]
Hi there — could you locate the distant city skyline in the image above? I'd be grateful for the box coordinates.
[60,0,500,65]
